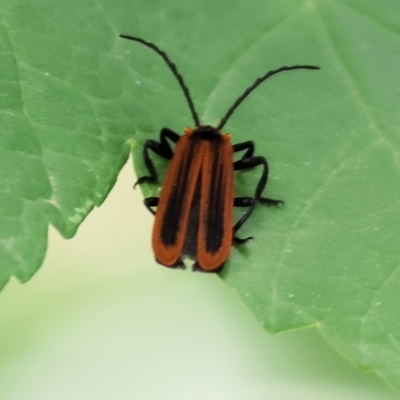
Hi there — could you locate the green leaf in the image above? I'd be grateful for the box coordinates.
[0,0,132,285]
[1,0,400,393]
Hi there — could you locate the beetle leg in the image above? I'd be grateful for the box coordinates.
[232,145,283,239]
[135,128,180,186]
[143,197,159,215]
[232,197,254,243]
[234,155,283,203]
[233,141,282,201]
[233,235,253,244]
[234,197,253,207]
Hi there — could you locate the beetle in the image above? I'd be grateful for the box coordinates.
[120,34,319,272]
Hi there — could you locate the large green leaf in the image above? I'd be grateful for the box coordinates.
[1,0,400,392]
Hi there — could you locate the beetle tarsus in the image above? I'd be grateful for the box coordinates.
[259,197,284,206]
[143,197,159,215]
[233,236,253,244]
[234,197,254,207]
[134,176,157,187]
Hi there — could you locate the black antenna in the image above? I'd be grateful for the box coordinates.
[217,65,320,130]
[120,35,200,126]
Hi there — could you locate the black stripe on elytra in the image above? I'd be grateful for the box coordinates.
[160,139,197,246]
[205,140,225,254]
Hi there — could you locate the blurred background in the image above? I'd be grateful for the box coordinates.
[0,160,397,400]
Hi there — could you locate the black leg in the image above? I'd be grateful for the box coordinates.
[143,197,159,215]
[234,155,268,198]
[234,154,284,204]
[135,128,180,186]
[233,141,254,159]
[234,197,253,207]
[233,235,253,245]
[259,197,284,206]
[232,141,284,240]
[233,155,283,232]
[233,140,281,201]
[233,197,255,243]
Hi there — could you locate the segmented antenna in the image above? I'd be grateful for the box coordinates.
[217,65,320,130]
[120,35,200,126]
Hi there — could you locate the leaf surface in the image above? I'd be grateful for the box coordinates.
[1,0,400,392]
